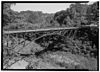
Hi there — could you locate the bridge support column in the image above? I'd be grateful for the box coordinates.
[6,34,9,47]
[23,33,26,47]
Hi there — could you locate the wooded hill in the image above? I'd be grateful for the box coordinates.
[3,2,99,30]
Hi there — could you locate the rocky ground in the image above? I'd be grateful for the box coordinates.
[3,40,97,70]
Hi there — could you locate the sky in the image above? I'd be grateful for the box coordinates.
[11,2,95,13]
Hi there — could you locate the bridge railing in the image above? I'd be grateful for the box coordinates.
[3,25,98,34]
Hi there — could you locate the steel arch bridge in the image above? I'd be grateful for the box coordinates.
[2,24,98,55]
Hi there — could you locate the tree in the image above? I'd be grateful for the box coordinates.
[54,10,68,26]
[87,1,99,24]
[69,3,88,26]
[3,3,16,26]
[54,3,88,27]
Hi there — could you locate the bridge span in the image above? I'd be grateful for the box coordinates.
[3,25,98,34]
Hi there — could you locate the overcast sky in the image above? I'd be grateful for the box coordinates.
[11,2,95,13]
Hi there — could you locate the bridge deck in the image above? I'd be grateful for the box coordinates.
[3,25,98,34]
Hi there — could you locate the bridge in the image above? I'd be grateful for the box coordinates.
[3,25,98,34]
[2,24,98,56]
